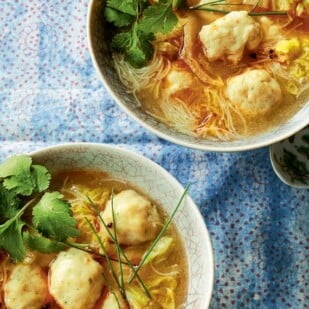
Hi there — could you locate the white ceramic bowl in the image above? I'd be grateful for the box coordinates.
[30,143,214,308]
[87,0,309,152]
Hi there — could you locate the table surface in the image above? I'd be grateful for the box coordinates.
[0,1,308,308]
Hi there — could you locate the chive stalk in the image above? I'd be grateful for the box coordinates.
[248,11,287,16]
[87,196,152,299]
[189,1,288,16]
[211,3,243,6]
[191,0,225,9]
[110,189,126,300]
[101,271,122,309]
[189,6,231,13]
[85,218,125,299]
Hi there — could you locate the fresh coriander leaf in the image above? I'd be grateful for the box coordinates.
[126,47,147,68]
[0,155,34,196]
[138,29,155,57]
[112,31,131,51]
[23,231,66,253]
[2,174,34,196]
[32,192,79,241]
[0,155,32,178]
[0,155,51,195]
[106,0,139,16]
[105,7,135,27]
[112,22,154,67]
[31,165,51,193]
[0,183,21,223]
[0,217,26,262]
[139,0,178,35]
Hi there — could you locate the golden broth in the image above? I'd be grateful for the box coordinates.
[113,1,309,140]
[0,170,188,309]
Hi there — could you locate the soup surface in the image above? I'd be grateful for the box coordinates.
[107,0,309,140]
[0,170,188,309]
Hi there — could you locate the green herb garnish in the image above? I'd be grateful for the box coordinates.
[23,231,67,253]
[105,0,180,68]
[32,192,79,241]
[0,155,79,262]
[188,0,288,16]
[0,199,28,262]
[138,1,178,34]
[87,196,152,299]
[0,155,50,196]
[86,217,125,298]
[110,189,126,300]
[111,22,155,68]
[105,0,288,68]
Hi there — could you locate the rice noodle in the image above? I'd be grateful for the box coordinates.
[264,61,301,94]
[147,97,197,135]
[198,108,245,139]
[115,49,246,140]
[113,50,171,102]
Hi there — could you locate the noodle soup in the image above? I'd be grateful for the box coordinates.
[0,170,188,309]
[106,0,309,141]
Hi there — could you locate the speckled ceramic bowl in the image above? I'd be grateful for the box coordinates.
[270,126,309,188]
[87,0,309,152]
[30,143,214,308]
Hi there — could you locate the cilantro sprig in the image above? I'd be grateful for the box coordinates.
[0,155,79,262]
[104,0,184,68]
[0,155,50,196]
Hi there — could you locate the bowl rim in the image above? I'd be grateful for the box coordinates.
[87,0,309,152]
[28,142,215,308]
[269,126,309,188]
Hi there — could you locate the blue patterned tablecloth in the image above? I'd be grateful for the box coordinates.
[0,1,308,308]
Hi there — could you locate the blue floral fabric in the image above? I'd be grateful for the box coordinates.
[0,1,308,308]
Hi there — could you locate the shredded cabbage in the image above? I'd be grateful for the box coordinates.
[147,276,177,290]
[272,36,309,95]
[150,288,176,309]
[126,285,151,309]
[286,38,309,94]
[143,237,174,265]
[289,39,309,80]
[274,0,309,14]
[274,0,295,10]
[275,38,301,63]
[148,276,177,309]
[126,276,178,309]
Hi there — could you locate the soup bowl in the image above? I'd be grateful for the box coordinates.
[28,143,214,308]
[87,0,309,152]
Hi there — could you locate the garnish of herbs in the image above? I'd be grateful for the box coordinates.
[104,0,288,68]
[0,154,189,304]
[188,0,288,16]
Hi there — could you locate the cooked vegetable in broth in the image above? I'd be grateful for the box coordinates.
[105,0,309,140]
[0,156,188,309]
